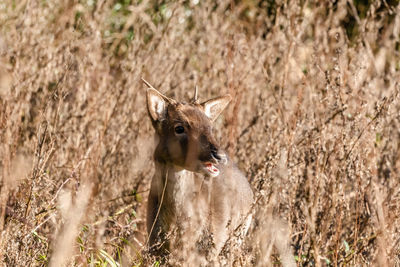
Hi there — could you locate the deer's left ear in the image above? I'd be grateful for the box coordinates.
[201,95,231,122]
[147,88,173,122]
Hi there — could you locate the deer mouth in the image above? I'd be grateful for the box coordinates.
[203,162,220,177]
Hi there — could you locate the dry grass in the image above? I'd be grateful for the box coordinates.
[1,0,400,266]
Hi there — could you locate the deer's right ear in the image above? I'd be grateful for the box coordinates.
[147,88,170,122]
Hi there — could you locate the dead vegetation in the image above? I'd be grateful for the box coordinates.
[0,0,400,266]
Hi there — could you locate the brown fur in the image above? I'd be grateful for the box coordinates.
[146,88,253,265]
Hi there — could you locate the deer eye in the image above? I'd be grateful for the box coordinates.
[174,125,185,134]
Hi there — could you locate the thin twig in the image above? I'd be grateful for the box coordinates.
[141,77,156,90]
[146,169,168,247]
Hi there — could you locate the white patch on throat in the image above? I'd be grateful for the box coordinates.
[169,168,195,217]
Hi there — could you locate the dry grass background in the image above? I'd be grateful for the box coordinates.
[0,0,400,266]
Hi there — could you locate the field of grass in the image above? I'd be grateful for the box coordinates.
[1,0,400,266]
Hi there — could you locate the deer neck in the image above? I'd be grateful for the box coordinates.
[154,162,198,210]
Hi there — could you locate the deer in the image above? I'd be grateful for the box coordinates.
[143,79,254,265]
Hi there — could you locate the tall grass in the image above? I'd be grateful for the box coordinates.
[0,0,399,266]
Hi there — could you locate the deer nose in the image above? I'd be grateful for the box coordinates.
[209,144,220,160]
[210,144,227,164]
[211,149,221,161]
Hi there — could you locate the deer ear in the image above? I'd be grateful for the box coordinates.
[147,88,171,122]
[201,95,231,122]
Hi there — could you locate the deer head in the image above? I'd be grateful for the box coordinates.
[145,82,231,177]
